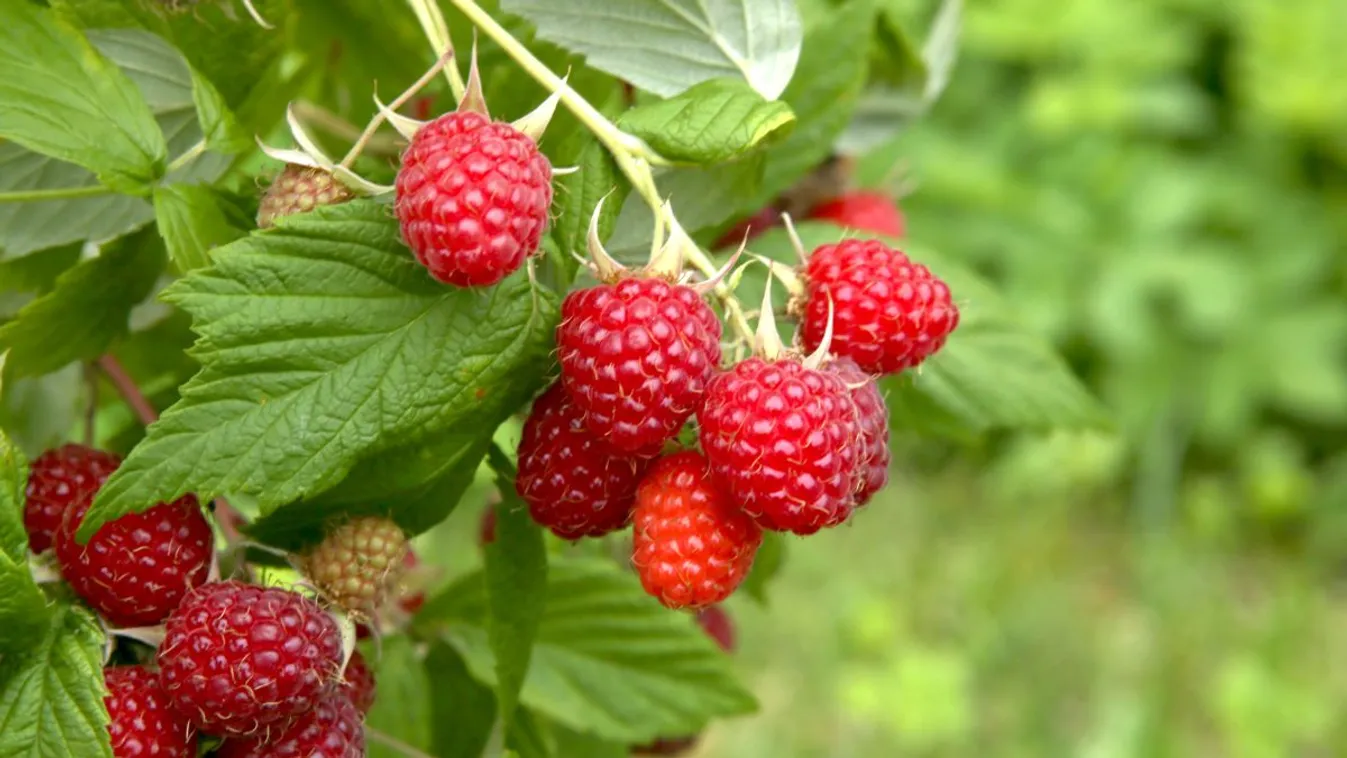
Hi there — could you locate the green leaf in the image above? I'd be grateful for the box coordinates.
[418,559,757,743]
[0,3,166,193]
[551,725,628,758]
[153,184,247,273]
[0,245,83,296]
[81,200,558,541]
[485,449,549,731]
[0,366,83,458]
[0,229,165,380]
[0,428,50,653]
[551,139,628,276]
[365,637,434,758]
[501,0,803,99]
[188,67,249,155]
[426,642,496,758]
[619,78,795,164]
[606,155,766,258]
[741,531,786,605]
[507,707,555,758]
[0,606,113,758]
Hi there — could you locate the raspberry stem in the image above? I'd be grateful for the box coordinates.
[366,726,437,758]
[97,354,158,427]
[404,0,467,100]
[0,185,112,203]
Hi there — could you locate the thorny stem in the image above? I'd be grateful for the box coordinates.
[441,0,756,343]
[405,0,467,99]
[366,726,438,758]
[338,52,454,169]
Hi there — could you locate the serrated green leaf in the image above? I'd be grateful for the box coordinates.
[153,184,247,273]
[418,558,757,743]
[741,530,786,605]
[485,448,548,731]
[0,229,165,380]
[0,366,83,458]
[365,637,434,758]
[188,67,249,154]
[0,3,166,193]
[0,245,83,296]
[426,642,496,758]
[0,428,50,654]
[0,428,32,563]
[507,707,555,758]
[501,0,802,100]
[0,606,112,758]
[619,78,795,164]
[551,139,628,281]
[81,200,558,541]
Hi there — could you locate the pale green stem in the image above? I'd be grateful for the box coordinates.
[405,0,467,100]
[166,140,208,174]
[0,185,111,203]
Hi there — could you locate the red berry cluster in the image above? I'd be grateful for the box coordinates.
[516,230,957,610]
[23,447,376,757]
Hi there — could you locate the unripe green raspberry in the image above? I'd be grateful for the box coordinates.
[303,516,410,615]
[257,165,353,229]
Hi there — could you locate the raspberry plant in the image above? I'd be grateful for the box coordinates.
[0,1,1106,756]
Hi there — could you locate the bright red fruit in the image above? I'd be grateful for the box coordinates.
[24,444,120,553]
[631,451,761,609]
[516,383,650,539]
[806,191,906,238]
[827,357,891,504]
[342,650,377,715]
[395,111,553,287]
[698,357,861,534]
[157,581,344,736]
[695,605,736,653]
[54,494,212,627]
[214,689,365,758]
[799,238,958,375]
[104,666,197,758]
[557,277,722,455]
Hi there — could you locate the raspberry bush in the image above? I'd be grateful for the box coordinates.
[0,1,1105,756]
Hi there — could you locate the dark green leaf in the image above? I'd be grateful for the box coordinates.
[485,449,548,731]
[0,3,166,192]
[551,725,628,758]
[0,427,50,653]
[0,245,83,296]
[741,531,786,605]
[81,200,558,541]
[418,559,757,743]
[0,606,112,758]
[0,229,165,380]
[365,637,434,758]
[551,138,628,283]
[153,184,247,273]
[188,67,249,155]
[619,78,795,164]
[426,642,496,758]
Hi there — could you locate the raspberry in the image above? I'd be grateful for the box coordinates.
[214,689,365,758]
[515,382,650,539]
[256,164,354,229]
[697,357,861,534]
[631,451,761,609]
[303,516,410,616]
[557,277,722,455]
[806,191,905,238]
[54,493,212,627]
[395,111,553,287]
[341,650,376,715]
[798,238,958,375]
[104,665,197,758]
[157,581,344,736]
[694,605,736,653]
[827,357,891,504]
[23,444,120,553]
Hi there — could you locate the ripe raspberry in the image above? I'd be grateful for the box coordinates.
[157,581,343,736]
[697,357,861,534]
[694,605,736,653]
[395,111,553,287]
[557,277,722,455]
[516,382,650,539]
[257,164,354,229]
[104,665,197,758]
[214,689,365,758]
[631,452,761,609]
[54,493,211,627]
[798,238,958,375]
[827,357,891,504]
[303,515,410,616]
[806,191,905,238]
[23,444,120,553]
[341,650,376,715]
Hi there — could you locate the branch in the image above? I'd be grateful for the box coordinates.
[97,355,157,426]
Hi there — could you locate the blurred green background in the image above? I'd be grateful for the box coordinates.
[429,0,1347,755]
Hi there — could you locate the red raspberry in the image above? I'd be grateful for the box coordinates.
[341,650,376,715]
[104,665,197,758]
[694,605,736,653]
[697,357,861,534]
[157,581,344,736]
[395,111,553,287]
[798,238,958,375]
[557,277,722,455]
[806,191,905,238]
[214,689,364,758]
[54,493,212,627]
[516,382,650,539]
[256,164,353,229]
[827,357,891,505]
[631,451,761,609]
[23,444,120,553]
